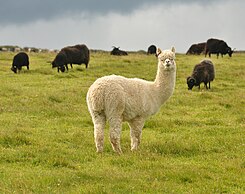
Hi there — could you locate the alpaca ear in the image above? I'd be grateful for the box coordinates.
[156,48,162,56]
[171,47,175,53]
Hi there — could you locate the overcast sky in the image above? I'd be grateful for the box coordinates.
[0,0,244,53]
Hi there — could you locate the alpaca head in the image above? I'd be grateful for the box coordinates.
[156,47,176,71]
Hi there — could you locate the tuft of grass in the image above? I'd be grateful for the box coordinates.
[0,51,244,193]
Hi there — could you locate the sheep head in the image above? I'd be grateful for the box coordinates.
[187,76,196,90]
[11,66,17,73]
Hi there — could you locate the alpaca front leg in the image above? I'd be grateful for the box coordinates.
[109,118,122,154]
[129,118,145,151]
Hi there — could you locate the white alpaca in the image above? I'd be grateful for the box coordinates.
[86,47,176,154]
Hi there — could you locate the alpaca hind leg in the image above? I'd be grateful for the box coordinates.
[109,117,123,154]
[128,118,145,151]
[92,112,106,153]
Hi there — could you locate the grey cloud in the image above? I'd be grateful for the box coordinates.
[0,0,159,24]
[0,0,222,25]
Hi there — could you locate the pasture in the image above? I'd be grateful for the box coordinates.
[0,51,244,193]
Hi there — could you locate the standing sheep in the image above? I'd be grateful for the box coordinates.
[186,59,215,90]
[147,45,157,55]
[86,47,176,154]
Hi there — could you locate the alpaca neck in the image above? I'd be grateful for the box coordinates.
[153,66,176,103]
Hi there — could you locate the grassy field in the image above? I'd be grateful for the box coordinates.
[0,50,244,193]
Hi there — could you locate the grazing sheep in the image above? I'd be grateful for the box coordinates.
[187,59,215,90]
[11,52,29,73]
[52,44,90,72]
[87,47,176,154]
[205,38,233,58]
[110,46,128,56]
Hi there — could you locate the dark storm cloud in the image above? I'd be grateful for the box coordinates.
[0,0,221,25]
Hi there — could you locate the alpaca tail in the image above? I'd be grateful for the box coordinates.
[87,83,105,113]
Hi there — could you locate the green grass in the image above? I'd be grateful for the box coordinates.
[0,51,244,193]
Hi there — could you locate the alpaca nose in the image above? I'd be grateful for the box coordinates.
[166,59,171,66]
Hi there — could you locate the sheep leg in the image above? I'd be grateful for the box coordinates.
[204,82,208,89]
[109,117,123,154]
[18,67,22,73]
[208,82,211,89]
[65,64,69,71]
[128,118,145,151]
[92,112,106,153]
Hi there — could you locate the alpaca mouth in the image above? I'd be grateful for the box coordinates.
[165,63,174,69]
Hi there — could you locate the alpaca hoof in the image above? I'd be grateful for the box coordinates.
[131,143,139,151]
[116,150,123,155]
[96,150,103,154]
[131,146,138,152]
[113,147,122,155]
[96,146,103,153]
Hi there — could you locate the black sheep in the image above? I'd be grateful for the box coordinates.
[187,60,215,90]
[205,38,233,58]
[52,44,90,72]
[147,45,157,55]
[11,52,29,73]
[110,46,128,56]
[52,52,67,72]
[186,42,206,55]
